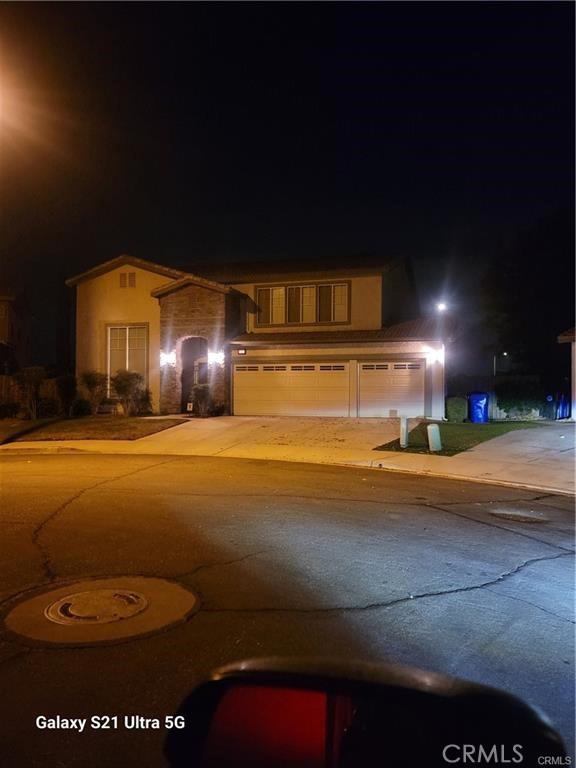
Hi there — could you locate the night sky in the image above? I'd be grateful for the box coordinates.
[0,2,573,372]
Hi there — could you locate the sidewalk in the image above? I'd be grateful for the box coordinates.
[1,416,574,495]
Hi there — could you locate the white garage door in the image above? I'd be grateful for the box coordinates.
[234,363,350,416]
[359,362,425,417]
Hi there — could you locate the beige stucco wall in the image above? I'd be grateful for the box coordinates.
[74,266,168,412]
[231,275,382,332]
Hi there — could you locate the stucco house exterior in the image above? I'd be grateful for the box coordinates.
[557,327,575,418]
[66,254,448,419]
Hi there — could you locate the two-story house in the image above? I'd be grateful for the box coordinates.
[66,254,447,419]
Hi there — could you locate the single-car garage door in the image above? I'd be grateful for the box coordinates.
[233,363,350,416]
[359,361,425,417]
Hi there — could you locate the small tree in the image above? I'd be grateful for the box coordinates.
[80,371,108,415]
[55,374,77,417]
[110,370,144,416]
[15,366,46,420]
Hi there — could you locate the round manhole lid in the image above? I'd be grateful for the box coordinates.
[4,577,198,646]
[45,589,148,625]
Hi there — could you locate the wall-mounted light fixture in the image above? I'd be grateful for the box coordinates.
[160,351,176,367]
[426,346,445,365]
[237,348,247,356]
[207,350,225,366]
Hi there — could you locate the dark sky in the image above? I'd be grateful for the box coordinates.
[0,2,573,367]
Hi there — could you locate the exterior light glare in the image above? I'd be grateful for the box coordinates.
[436,302,447,312]
[237,348,247,356]
[160,351,176,367]
[426,346,445,365]
[208,350,225,366]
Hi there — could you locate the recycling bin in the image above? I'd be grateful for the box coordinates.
[468,392,489,423]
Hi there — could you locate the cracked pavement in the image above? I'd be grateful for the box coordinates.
[0,453,574,767]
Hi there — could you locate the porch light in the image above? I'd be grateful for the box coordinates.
[426,346,445,365]
[208,350,225,366]
[237,348,247,356]
[160,350,176,367]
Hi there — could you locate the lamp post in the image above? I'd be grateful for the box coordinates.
[492,352,508,418]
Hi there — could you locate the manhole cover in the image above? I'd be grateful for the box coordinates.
[45,589,148,625]
[4,577,198,646]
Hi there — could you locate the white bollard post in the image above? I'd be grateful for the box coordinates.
[427,423,442,452]
[400,416,408,448]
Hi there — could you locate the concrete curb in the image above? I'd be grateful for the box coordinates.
[337,460,575,497]
[1,442,573,497]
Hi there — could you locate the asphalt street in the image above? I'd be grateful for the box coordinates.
[0,453,574,767]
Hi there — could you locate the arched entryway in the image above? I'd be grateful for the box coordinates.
[180,337,208,412]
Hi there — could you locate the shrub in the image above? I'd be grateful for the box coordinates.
[495,376,544,419]
[0,402,19,418]
[37,398,60,418]
[135,388,153,416]
[445,396,467,423]
[209,400,227,417]
[71,398,92,417]
[15,366,46,419]
[80,371,108,415]
[110,370,145,416]
[190,383,211,417]
[55,374,77,417]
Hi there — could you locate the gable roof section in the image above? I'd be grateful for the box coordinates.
[65,254,187,287]
[151,274,230,297]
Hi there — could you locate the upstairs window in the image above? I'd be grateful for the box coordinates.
[119,272,136,288]
[257,283,348,326]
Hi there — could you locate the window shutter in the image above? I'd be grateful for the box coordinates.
[257,288,271,325]
[271,287,285,324]
[333,284,348,322]
[301,286,316,323]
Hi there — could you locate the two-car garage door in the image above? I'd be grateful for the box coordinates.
[233,361,425,417]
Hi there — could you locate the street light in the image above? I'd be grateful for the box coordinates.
[493,352,508,377]
[436,302,447,312]
[492,352,509,419]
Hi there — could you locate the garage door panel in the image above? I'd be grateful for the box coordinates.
[359,361,424,417]
[234,363,350,416]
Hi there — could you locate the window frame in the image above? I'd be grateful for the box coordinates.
[254,281,351,327]
[106,323,149,394]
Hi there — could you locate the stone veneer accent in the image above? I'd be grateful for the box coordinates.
[158,284,229,414]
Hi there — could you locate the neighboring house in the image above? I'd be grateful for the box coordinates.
[557,327,575,418]
[66,254,448,419]
[0,294,29,373]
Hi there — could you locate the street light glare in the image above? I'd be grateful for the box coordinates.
[436,302,447,312]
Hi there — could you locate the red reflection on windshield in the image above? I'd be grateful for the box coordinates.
[202,685,327,767]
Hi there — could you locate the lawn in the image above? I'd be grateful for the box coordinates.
[374,420,543,456]
[7,416,187,442]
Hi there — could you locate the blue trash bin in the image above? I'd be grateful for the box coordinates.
[468,392,490,423]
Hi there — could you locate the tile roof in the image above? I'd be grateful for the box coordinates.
[182,255,402,284]
[232,318,450,344]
